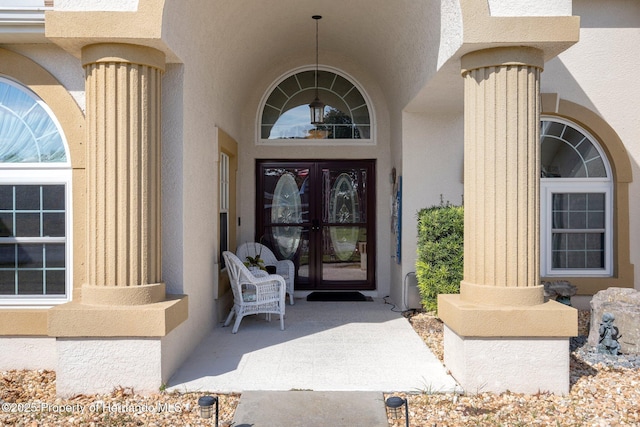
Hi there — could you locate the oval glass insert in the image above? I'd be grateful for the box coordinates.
[329,173,360,261]
[271,173,302,259]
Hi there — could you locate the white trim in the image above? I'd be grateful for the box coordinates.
[256,65,376,146]
[540,182,613,277]
[0,170,73,306]
[0,76,73,307]
[0,2,49,32]
[219,152,230,257]
[540,116,612,179]
[540,117,614,277]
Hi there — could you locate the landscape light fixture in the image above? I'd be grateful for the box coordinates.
[198,395,219,426]
[385,396,409,427]
[309,15,325,125]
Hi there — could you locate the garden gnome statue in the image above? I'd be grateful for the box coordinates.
[597,312,621,356]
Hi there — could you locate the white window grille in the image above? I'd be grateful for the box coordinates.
[540,117,613,276]
[0,76,72,306]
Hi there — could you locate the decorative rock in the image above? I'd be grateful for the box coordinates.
[543,280,577,297]
[542,280,577,306]
[588,287,640,354]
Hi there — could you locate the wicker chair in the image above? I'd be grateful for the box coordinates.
[236,242,295,305]
[222,251,286,334]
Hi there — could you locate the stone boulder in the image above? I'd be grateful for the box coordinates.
[588,287,640,354]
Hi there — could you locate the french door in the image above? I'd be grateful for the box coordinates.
[256,160,375,290]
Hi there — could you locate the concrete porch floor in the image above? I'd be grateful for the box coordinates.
[167,298,460,394]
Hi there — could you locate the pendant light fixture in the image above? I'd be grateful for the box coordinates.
[309,15,325,125]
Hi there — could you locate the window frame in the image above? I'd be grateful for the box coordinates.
[0,76,72,307]
[256,65,375,146]
[540,116,613,277]
[0,169,73,306]
[219,152,230,265]
[540,181,612,277]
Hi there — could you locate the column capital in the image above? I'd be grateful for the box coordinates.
[461,46,544,75]
[82,43,165,72]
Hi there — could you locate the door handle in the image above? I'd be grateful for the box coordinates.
[311,219,320,232]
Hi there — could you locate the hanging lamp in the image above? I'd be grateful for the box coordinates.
[309,15,325,125]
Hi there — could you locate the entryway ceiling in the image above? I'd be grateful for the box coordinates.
[191,0,448,113]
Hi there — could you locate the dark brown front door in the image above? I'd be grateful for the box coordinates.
[256,160,375,290]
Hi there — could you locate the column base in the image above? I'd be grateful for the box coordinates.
[438,293,577,337]
[48,290,189,396]
[444,325,571,394]
[56,337,163,396]
[438,293,577,394]
[48,294,188,337]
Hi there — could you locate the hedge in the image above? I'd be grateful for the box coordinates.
[415,204,464,312]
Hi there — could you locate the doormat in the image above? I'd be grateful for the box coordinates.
[306,291,372,302]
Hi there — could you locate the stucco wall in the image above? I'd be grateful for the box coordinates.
[0,338,57,370]
[395,112,464,308]
[542,0,640,291]
[56,338,162,396]
[157,0,228,376]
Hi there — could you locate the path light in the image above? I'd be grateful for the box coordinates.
[198,395,219,426]
[385,395,409,427]
[309,15,325,125]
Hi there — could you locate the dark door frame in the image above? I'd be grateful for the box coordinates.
[256,159,376,290]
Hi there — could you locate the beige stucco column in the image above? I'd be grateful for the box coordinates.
[438,47,576,395]
[81,43,164,303]
[461,47,542,305]
[48,43,187,338]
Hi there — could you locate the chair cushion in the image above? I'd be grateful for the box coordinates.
[242,290,257,302]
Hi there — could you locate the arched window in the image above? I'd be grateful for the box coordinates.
[259,68,372,143]
[540,117,613,276]
[0,76,72,306]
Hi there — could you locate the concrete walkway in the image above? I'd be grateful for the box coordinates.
[232,391,389,427]
[167,298,460,425]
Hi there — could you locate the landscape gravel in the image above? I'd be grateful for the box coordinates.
[386,310,640,426]
[2,310,639,426]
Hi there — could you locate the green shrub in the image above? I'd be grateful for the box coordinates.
[415,204,464,312]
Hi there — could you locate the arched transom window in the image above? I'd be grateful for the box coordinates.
[540,117,612,276]
[260,68,372,142]
[0,76,72,306]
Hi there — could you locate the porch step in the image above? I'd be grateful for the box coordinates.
[232,390,389,427]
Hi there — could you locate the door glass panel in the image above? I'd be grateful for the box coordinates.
[293,228,310,285]
[258,161,374,290]
[321,167,368,283]
[261,167,309,260]
[271,173,303,259]
[322,226,367,282]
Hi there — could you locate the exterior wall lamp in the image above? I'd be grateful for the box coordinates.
[385,395,409,427]
[309,15,325,125]
[198,395,219,426]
